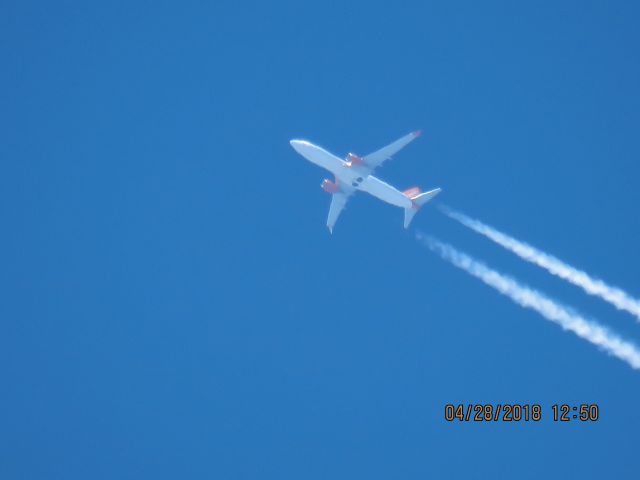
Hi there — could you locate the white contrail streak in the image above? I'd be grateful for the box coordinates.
[441,206,640,322]
[416,232,640,370]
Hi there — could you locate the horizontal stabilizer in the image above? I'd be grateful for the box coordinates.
[411,188,441,206]
[403,188,442,228]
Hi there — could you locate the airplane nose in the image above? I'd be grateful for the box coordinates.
[289,139,308,154]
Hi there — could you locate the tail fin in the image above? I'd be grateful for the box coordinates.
[403,187,442,228]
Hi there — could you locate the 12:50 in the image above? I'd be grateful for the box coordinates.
[552,404,599,421]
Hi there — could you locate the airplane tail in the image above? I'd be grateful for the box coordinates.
[403,187,442,228]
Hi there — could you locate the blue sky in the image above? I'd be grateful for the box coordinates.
[2,1,640,478]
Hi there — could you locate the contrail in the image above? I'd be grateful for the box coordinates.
[416,232,640,370]
[440,206,640,322]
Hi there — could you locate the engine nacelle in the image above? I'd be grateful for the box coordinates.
[346,152,364,166]
[321,179,339,193]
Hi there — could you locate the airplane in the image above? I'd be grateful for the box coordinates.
[290,130,442,233]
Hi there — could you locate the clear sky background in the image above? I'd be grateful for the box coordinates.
[2,1,640,478]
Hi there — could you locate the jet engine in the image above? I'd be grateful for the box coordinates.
[321,179,339,193]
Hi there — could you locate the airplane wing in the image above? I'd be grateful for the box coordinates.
[326,192,350,233]
[363,130,422,170]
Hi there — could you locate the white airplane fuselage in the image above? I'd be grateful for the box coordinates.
[290,140,412,209]
[289,131,441,231]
